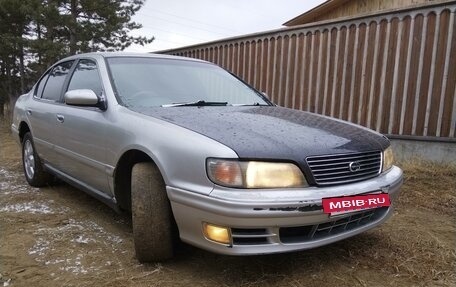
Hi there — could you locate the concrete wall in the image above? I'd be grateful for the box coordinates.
[390,138,456,164]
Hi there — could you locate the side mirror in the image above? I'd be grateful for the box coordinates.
[64,89,106,110]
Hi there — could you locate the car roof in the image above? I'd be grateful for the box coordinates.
[56,52,209,65]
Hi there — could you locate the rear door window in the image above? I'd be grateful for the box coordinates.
[42,61,74,102]
[34,72,49,98]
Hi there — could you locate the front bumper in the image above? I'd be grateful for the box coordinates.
[167,166,403,255]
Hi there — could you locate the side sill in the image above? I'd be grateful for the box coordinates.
[44,164,120,213]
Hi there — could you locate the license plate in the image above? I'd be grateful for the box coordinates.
[322,193,390,215]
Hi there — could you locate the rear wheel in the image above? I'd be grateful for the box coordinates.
[22,132,52,187]
[131,162,174,262]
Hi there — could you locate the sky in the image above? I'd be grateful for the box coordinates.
[125,0,327,53]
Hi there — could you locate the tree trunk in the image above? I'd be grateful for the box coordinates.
[19,39,25,94]
[69,0,78,54]
[0,63,4,119]
[5,66,13,121]
[37,22,42,65]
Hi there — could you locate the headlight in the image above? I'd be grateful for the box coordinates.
[382,147,394,172]
[207,159,308,188]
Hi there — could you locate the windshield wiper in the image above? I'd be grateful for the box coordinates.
[231,103,269,106]
[161,100,228,107]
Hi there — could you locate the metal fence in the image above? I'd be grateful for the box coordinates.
[164,1,456,140]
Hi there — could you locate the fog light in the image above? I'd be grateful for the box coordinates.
[202,223,231,245]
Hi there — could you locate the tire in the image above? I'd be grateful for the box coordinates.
[131,162,174,262]
[22,132,52,187]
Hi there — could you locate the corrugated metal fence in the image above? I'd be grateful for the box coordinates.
[164,1,456,140]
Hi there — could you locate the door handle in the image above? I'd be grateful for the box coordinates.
[26,109,32,115]
[56,114,65,123]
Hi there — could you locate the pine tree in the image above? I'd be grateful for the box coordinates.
[0,0,154,118]
[60,0,154,53]
[0,0,31,116]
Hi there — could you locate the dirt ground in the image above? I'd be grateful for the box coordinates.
[0,121,455,287]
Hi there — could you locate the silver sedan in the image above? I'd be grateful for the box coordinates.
[12,53,403,262]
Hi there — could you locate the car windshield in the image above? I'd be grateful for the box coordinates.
[106,57,270,108]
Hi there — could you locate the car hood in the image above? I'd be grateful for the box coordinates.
[131,106,390,161]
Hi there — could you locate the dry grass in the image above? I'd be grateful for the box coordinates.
[384,160,456,285]
[398,160,456,217]
[0,120,455,287]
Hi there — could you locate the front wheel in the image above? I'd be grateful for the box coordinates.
[22,132,52,187]
[131,162,175,262]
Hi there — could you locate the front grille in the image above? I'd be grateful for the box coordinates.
[280,207,388,244]
[306,151,382,185]
[229,207,389,246]
[231,228,272,245]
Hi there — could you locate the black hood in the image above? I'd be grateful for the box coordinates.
[131,106,390,161]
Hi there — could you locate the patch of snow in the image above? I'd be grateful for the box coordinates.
[30,218,125,275]
[71,235,96,244]
[0,168,15,192]
[29,238,51,256]
[0,203,54,214]
[84,221,123,245]
[58,254,90,274]
[0,168,40,195]
[0,168,15,179]
[0,182,9,190]
[1,185,40,195]
[45,259,65,265]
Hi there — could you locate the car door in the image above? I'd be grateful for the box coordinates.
[26,61,75,166]
[56,58,111,195]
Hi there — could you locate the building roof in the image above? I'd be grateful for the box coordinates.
[283,0,350,26]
